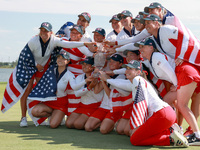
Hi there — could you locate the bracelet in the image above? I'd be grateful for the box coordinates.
[115,41,118,45]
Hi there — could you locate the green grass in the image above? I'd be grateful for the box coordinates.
[0,82,199,150]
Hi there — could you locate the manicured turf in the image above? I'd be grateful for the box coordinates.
[0,82,199,150]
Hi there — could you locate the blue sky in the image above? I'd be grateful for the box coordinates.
[0,0,200,62]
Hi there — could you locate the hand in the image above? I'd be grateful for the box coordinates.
[99,71,110,81]
[175,58,183,66]
[85,75,94,83]
[84,42,97,53]
[107,47,116,55]
[36,64,44,72]
[88,78,98,89]
[86,43,98,53]
[103,40,116,46]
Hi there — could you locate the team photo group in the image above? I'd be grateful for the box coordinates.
[2,1,200,147]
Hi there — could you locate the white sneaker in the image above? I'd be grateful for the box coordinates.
[60,117,65,126]
[20,117,28,127]
[170,131,189,147]
[171,123,183,135]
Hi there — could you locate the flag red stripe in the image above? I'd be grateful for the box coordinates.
[1,104,5,111]
[9,73,21,97]
[183,29,195,60]
[4,90,13,104]
[37,117,47,124]
[195,49,200,64]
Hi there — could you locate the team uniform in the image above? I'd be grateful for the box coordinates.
[143,52,177,86]
[130,76,176,146]
[152,25,200,92]
[42,67,74,115]
[106,30,118,42]
[90,74,129,122]
[70,73,103,116]
[28,34,86,77]
[56,22,92,42]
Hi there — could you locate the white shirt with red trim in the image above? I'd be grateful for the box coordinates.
[100,74,130,110]
[132,76,169,119]
[143,52,177,86]
[28,35,84,66]
[70,73,103,105]
[56,69,75,98]
[81,31,92,42]
[106,30,118,42]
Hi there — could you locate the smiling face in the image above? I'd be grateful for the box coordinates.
[120,15,132,27]
[93,32,105,43]
[77,16,89,30]
[111,19,122,31]
[39,28,52,42]
[139,45,154,60]
[126,51,140,63]
[70,29,83,41]
[109,59,122,71]
[133,19,145,31]
[125,67,140,82]
[56,55,70,67]
[145,20,159,35]
[81,62,94,73]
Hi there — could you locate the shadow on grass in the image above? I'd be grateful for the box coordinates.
[0,121,182,150]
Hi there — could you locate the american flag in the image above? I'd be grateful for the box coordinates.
[161,9,200,65]
[130,80,148,129]
[1,44,37,113]
[170,16,200,65]
[28,65,57,101]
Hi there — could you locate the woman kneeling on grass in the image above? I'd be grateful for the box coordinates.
[31,50,73,128]
[124,60,188,147]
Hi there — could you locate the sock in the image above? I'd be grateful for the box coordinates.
[194,131,200,138]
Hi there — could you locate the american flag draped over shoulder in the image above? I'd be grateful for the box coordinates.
[130,80,148,129]
[27,65,57,126]
[28,65,57,101]
[27,48,60,126]
[170,16,200,65]
[1,44,37,113]
[163,9,200,65]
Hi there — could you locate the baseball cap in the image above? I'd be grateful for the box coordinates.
[57,50,70,60]
[134,38,157,49]
[117,10,133,20]
[92,28,106,37]
[78,12,91,23]
[109,14,120,23]
[122,60,142,70]
[139,11,149,16]
[123,49,140,56]
[131,15,143,23]
[107,54,124,63]
[39,22,52,32]
[80,56,94,65]
[144,2,163,13]
[140,14,162,24]
[70,25,84,35]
